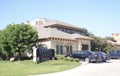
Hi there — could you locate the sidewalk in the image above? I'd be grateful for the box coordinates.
[29,61,88,76]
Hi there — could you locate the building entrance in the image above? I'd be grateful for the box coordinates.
[82,44,88,50]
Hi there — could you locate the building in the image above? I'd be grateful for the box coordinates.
[112,33,120,43]
[27,18,92,55]
[107,40,120,51]
[112,33,120,50]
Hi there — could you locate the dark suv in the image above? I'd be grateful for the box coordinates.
[65,50,101,63]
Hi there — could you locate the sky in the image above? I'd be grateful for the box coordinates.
[0,0,120,37]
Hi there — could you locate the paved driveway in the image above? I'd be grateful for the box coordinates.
[30,60,120,76]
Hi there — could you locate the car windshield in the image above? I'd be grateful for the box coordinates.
[88,51,96,54]
[110,51,117,54]
[94,51,105,55]
[100,52,106,55]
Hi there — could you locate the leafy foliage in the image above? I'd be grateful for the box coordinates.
[83,28,94,36]
[91,37,113,53]
[0,30,13,59]
[0,24,38,60]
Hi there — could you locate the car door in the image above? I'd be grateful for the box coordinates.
[80,51,89,59]
[72,51,81,58]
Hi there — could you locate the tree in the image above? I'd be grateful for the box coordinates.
[0,24,38,60]
[0,30,13,60]
[91,37,103,51]
[91,36,113,53]
[101,42,111,53]
[83,28,94,37]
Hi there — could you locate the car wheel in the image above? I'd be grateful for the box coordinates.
[85,58,90,63]
[103,60,106,62]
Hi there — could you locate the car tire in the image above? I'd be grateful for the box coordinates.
[85,58,90,63]
[103,60,106,62]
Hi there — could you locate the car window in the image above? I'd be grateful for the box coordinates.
[74,51,80,54]
[81,51,89,54]
[101,52,106,55]
[79,51,84,54]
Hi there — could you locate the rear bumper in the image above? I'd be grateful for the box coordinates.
[90,58,101,62]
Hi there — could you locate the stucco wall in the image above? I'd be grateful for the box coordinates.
[38,39,91,55]
[78,39,91,50]
[38,40,78,55]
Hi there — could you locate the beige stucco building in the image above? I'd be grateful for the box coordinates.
[112,33,120,43]
[112,33,120,50]
[27,18,92,55]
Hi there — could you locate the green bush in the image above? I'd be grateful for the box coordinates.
[63,57,68,61]
[55,55,80,63]
[66,57,74,62]
[73,58,80,62]
[55,55,65,60]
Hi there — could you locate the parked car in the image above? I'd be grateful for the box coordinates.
[65,50,101,63]
[109,51,120,59]
[95,51,110,62]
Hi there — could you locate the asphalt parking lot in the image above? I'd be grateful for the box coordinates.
[31,59,120,76]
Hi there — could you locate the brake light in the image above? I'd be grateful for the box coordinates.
[93,54,97,57]
[103,55,107,58]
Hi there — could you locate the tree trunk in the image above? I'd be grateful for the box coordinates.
[17,51,22,60]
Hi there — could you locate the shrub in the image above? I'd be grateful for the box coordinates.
[55,55,65,60]
[73,58,80,62]
[66,57,74,62]
[63,57,68,61]
[55,55,80,63]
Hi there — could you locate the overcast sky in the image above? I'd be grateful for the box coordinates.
[0,0,120,37]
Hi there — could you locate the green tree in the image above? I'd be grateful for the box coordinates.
[91,37,103,51]
[0,30,12,60]
[83,28,94,36]
[0,24,38,60]
[91,37,112,53]
[100,41,110,53]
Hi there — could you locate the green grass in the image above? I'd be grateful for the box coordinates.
[0,60,80,76]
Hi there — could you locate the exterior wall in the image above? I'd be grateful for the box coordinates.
[112,33,120,43]
[115,45,120,50]
[78,39,91,50]
[38,40,78,55]
[51,40,78,55]
[112,33,120,50]
[38,39,91,55]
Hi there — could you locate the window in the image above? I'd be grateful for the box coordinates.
[70,46,72,53]
[66,46,69,54]
[66,46,73,54]
[56,45,63,55]
[82,44,88,50]
[56,45,59,54]
[60,45,63,54]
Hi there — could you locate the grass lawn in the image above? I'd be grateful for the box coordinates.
[0,60,80,76]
